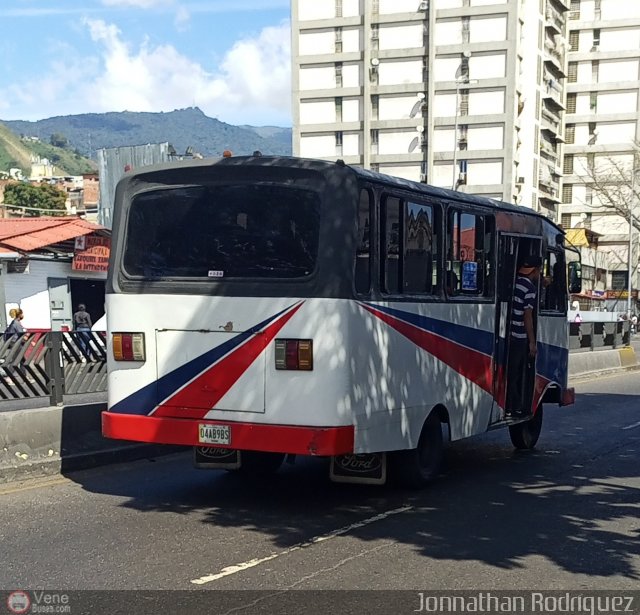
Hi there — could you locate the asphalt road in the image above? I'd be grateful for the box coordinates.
[1,371,638,602]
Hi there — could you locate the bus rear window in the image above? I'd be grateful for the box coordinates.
[123,185,320,279]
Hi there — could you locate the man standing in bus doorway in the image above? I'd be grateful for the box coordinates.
[506,254,542,418]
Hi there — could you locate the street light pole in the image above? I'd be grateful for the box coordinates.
[452,80,461,191]
[628,167,637,318]
[452,51,471,191]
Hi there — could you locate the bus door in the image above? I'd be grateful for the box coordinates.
[491,234,540,422]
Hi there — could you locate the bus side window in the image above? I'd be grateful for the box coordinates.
[355,188,372,294]
[382,196,401,294]
[541,250,566,313]
[447,210,494,298]
[404,201,436,294]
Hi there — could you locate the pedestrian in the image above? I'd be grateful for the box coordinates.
[3,308,28,378]
[506,254,542,418]
[574,313,583,324]
[631,314,637,335]
[73,303,93,358]
[3,308,25,344]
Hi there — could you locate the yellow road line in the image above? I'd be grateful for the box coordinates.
[0,475,71,496]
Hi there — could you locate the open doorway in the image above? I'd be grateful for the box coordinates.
[494,235,542,420]
[69,278,105,329]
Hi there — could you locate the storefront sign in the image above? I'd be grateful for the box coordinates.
[73,235,110,272]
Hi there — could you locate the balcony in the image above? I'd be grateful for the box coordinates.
[545,4,565,35]
[541,108,562,135]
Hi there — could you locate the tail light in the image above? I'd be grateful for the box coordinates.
[275,339,313,370]
[112,332,146,361]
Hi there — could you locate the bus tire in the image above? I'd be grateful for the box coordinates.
[391,412,443,488]
[509,405,543,450]
[238,451,285,476]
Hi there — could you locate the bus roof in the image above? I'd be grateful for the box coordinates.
[120,155,564,235]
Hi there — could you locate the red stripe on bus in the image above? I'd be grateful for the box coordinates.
[363,305,493,394]
[102,412,355,456]
[153,302,304,419]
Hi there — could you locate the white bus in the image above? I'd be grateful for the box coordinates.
[102,157,580,487]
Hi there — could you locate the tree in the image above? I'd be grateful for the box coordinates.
[570,141,640,312]
[3,182,67,217]
[571,141,640,231]
[49,132,69,148]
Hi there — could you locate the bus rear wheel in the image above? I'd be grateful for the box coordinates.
[238,451,285,476]
[509,405,543,449]
[391,412,443,489]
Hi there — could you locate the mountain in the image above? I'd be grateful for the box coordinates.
[2,107,292,160]
[0,122,95,177]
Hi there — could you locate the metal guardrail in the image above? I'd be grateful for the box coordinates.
[569,320,631,351]
[0,331,107,404]
[0,323,631,406]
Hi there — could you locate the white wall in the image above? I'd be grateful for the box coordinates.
[601,0,640,19]
[343,28,360,53]
[343,63,360,87]
[379,95,423,120]
[433,93,456,116]
[598,91,637,115]
[379,24,423,50]
[433,128,455,152]
[299,134,335,158]
[343,98,361,122]
[300,100,336,124]
[435,21,462,46]
[298,0,334,21]
[299,66,336,90]
[471,53,507,79]
[431,163,454,187]
[469,89,505,114]
[4,260,105,330]
[379,130,418,155]
[467,125,504,150]
[468,160,503,185]
[378,60,422,85]
[299,30,334,56]
[343,133,360,156]
[599,59,640,83]
[343,0,360,17]
[600,28,640,52]
[379,0,424,13]
[379,165,421,182]
[469,16,507,43]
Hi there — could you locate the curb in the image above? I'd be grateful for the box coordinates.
[569,362,640,383]
[0,444,186,484]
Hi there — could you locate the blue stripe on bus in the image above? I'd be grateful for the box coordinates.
[536,341,568,383]
[363,303,494,357]
[109,304,298,416]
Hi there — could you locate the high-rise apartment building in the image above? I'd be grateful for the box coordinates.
[560,0,640,305]
[292,0,569,220]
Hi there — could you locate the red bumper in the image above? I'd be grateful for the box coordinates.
[102,412,355,456]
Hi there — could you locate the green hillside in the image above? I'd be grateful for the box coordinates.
[0,123,31,176]
[0,122,96,177]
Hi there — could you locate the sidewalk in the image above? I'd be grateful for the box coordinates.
[0,400,183,484]
[1,343,638,484]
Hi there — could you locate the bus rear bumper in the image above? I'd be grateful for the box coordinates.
[102,411,355,456]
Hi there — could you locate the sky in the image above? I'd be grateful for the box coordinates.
[0,0,292,127]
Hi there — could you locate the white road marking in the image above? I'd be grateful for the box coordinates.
[190,505,412,585]
[622,420,640,431]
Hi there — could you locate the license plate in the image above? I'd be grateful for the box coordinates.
[198,424,231,445]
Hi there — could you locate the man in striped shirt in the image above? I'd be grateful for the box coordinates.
[506,254,542,418]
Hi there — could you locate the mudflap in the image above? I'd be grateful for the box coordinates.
[193,446,241,469]
[330,453,387,485]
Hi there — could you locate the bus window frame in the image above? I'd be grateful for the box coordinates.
[354,186,375,296]
[445,204,496,302]
[379,190,442,300]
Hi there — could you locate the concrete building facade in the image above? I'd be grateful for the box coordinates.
[560,0,640,311]
[292,0,569,219]
[292,0,640,313]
